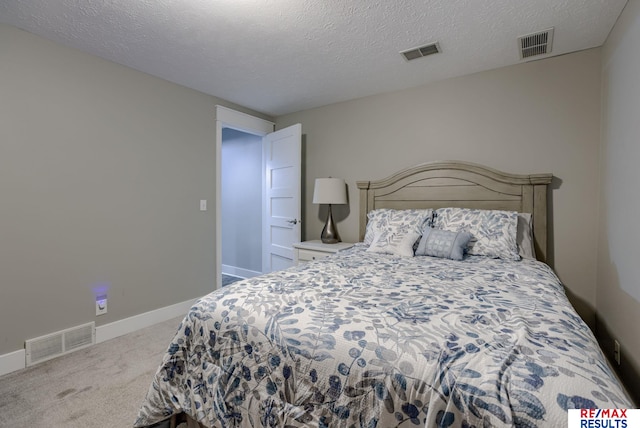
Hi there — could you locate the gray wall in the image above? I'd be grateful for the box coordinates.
[0,24,270,356]
[221,129,263,274]
[598,0,640,404]
[277,48,603,331]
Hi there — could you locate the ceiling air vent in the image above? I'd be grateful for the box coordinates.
[518,28,554,60]
[401,42,441,61]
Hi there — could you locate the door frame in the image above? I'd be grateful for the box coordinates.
[214,105,274,289]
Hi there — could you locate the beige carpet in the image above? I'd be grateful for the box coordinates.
[0,316,183,428]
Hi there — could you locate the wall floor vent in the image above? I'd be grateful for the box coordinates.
[518,28,554,60]
[401,42,441,61]
[25,322,95,367]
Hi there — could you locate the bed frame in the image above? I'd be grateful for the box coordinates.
[148,161,554,428]
[356,161,553,263]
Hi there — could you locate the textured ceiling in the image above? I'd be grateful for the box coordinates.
[0,0,628,116]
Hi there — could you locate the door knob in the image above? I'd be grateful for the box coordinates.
[287,219,299,225]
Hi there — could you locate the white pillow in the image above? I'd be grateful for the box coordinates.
[367,229,422,257]
[433,208,520,261]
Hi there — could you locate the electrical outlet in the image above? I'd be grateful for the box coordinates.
[614,340,621,365]
[96,296,108,316]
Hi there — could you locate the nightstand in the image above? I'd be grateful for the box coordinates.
[292,240,354,265]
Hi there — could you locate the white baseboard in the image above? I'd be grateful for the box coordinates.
[222,264,261,279]
[96,298,198,344]
[0,349,26,377]
[0,297,199,378]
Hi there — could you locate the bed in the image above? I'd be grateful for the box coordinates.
[134,161,632,428]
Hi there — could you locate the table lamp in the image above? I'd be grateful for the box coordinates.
[312,178,347,244]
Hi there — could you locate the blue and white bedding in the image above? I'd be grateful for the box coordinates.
[135,244,631,427]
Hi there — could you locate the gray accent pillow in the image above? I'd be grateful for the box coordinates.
[415,228,472,261]
[517,212,536,260]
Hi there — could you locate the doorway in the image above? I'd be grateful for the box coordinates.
[221,128,263,280]
[215,106,274,289]
[214,106,301,289]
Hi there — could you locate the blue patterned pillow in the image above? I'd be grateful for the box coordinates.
[363,209,391,245]
[433,208,520,260]
[364,209,433,245]
[365,209,433,257]
[415,228,472,261]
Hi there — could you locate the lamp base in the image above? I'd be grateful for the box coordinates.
[320,236,341,244]
[320,204,341,244]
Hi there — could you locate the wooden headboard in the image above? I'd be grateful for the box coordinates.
[356,161,553,262]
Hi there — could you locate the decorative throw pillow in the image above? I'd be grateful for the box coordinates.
[367,228,422,257]
[517,212,537,260]
[433,208,520,261]
[365,209,433,257]
[415,228,472,261]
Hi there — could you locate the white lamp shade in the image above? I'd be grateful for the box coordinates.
[312,178,347,204]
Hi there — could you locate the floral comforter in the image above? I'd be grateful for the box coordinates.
[135,244,631,428]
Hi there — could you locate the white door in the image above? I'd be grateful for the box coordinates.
[263,124,302,272]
